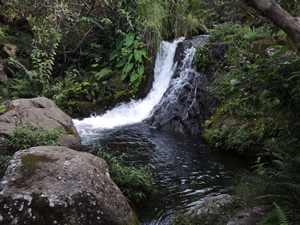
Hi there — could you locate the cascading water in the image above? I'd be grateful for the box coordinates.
[73,37,185,142]
[148,35,213,135]
[73,36,248,224]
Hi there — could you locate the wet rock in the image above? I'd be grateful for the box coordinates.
[188,194,234,217]
[0,97,81,155]
[148,36,215,136]
[0,146,138,225]
[227,205,271,225]
[148,38,231,136]
[0,62,6,80]
[180,194,235,224]
[0,44,17,59]
[0,59,23,80]
[149,73,214,136]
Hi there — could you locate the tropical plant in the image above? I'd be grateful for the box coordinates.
[9,124,63,151]
[202,20,300,224]
[95,146,155,204]
[0,155,12,172]
[0,96,7,115]
[109,32,148,96]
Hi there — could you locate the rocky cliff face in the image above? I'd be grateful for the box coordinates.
[0,146,138,225]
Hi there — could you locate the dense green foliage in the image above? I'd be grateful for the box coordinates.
[195,21,300,224]
[9,124,63,151]
[0,96,6,114]
[96,146,155,204]
[0,0,216,115]
[0,0,300,222]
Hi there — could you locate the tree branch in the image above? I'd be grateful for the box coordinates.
[61,25,95,54]
[244,0,300,51]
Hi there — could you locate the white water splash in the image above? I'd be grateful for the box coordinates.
[73,37,185,134]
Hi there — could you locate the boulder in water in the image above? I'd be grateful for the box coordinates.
[0,146,139,225]
[188,194,234,217]
[227,205,271,225]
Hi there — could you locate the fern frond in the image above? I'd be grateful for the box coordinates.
[273,202,289,225]
[255,194,294,202]
[273,182,300,194]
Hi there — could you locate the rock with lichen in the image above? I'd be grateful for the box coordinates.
[173,194,235,225]
[0,146,139,225]
[0,97,81,155]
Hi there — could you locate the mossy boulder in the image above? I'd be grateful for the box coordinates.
[0,146,139,225]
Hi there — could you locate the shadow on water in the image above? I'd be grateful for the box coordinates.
[81,122,250,225]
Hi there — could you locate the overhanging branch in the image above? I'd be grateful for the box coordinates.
[244,0,300,51]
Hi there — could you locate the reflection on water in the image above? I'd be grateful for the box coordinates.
[81,122,248,225]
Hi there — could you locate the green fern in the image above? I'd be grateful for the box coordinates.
[95,68,113,81]
[273,202,289,225]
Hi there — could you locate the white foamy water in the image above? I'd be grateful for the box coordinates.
[73,37,185,134]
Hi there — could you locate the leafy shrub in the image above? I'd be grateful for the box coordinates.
[9,124,63,151]
[0,155,12,172]
[194,46,210,73]
[0,96,7,115]
[96,146,155,204]
[109,32,148,96]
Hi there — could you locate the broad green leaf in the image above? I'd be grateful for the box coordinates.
[116,60,126,68]
[109,50,119,61]
[220,81,230,85]
[130,72,138,82]
[140,48,146,57]
[125,33,135,47]
[124,63,133,73]
[95,68,112,80]
[138,64,144,75]
[121,72,128,80]
[91,64,98,68]
[116,37,124,50]
[134,50,143,61]
[128,53,133,62]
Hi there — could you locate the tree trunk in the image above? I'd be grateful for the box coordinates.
[244,0,300,51]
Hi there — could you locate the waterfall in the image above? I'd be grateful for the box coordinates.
[73,37,185,136]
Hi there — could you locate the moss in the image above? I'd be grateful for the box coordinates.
[21,153,58,171]
[9,153,58,188]
[64,126,78,137]
[112,76,127,90]
[114,90,128,99]
[124,214,139,225]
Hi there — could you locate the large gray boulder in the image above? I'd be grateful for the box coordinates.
[0,97,81,155]
[0,146,139,225]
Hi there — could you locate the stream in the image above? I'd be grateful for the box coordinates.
[73,36,248,224]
